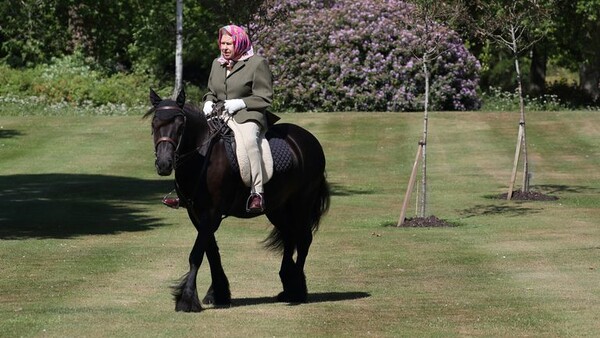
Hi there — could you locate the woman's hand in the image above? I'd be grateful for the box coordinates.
[224,99,246,115]
[203,101,215,116]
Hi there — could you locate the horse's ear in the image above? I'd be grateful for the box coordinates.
[176,88,186,108]
[149,88,162,107]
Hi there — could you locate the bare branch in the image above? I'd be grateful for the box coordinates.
[472,0,552,55]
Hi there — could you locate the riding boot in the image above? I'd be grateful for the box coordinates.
[162,190,186,209]
[162,197,181,209]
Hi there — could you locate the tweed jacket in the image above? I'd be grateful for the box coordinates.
[203,55,276,129]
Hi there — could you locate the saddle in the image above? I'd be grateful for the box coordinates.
[208,113,294,187]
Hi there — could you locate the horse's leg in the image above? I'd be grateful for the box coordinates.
[291,225,312,302]
[277,234,296,302]
[279,223,311,303]
[269,209,311,303]
[173,207,228,312]
[202,230,231,306]
[173,230,206,312]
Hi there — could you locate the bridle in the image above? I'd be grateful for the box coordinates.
[153,105,186,155]
[152,104,230,170]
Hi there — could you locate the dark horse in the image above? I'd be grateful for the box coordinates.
[145,89,330,312]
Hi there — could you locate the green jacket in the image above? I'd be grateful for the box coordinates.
[203,55,276,129]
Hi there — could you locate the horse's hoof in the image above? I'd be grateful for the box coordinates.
[203,292,231,306]
[202,295,213,305]
[203,295,231,306]
[277,291,307,304]
[175,304,203,312]
[175,299,203,312]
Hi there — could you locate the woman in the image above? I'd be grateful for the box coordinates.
[163,24,274,213]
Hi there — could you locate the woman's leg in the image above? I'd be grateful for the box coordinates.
[235,121,264,195]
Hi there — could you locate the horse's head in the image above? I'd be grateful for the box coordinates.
[147,88,186,176]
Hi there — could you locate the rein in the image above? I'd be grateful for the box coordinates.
[174,116,232,208]
[174,115,231,168]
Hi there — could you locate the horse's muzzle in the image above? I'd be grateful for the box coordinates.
[155,141,176,176]
[155,157,174,176]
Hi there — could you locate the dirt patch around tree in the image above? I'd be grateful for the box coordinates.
[496,190,559,201]
[398,215,456,228]
[395,190,559,228]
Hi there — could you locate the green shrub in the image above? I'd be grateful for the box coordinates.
[0,54,205,115]
[480,87,567,111]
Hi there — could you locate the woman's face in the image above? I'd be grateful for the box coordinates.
[220,34,234,60]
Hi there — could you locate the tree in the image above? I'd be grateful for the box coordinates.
[207,0,266,27]
[575,0,600,101]
[173,0,184,98]
[0,0,70,66]
[472,0,553,199]
[519,0,600,101]
[398,0,468,225]
[552,0,600,102]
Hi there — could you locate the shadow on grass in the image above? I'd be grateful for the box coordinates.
[533,184,600,194]
[459,203,542,218]
[0,129,24,139]
[329,182,376,196]
[0,173,174,239]
[231,291,370,307]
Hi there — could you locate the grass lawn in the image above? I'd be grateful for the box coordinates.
[0,110,599,337]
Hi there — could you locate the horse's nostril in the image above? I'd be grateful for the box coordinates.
[155,157,174,176]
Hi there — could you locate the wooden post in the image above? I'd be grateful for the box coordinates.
[398,142,423,226]
[507,123,524,200]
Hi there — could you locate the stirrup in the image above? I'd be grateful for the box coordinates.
[246,193,264,213]
[162,190,182,209]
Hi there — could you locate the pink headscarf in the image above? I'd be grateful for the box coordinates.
[217,25,254,67]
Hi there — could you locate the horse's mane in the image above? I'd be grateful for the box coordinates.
[182,103,203,117]
[142,102,202,119]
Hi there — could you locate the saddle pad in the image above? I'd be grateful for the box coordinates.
[268,137,294,173]
[224,128,295,186]
[227,119,274,187]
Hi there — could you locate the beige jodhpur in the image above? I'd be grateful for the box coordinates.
[230,119,264,194]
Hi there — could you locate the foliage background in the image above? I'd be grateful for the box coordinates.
[1,0,599,112]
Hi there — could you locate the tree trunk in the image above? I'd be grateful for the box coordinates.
[419,59,430,217]
[508,24,530,195]
[579,62,600,102]
[515,56,530,192]
[579,26,600,103]
[173,0,184,98]
[529,43,547,96]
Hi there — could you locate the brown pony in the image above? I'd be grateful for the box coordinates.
[145,89,330,312]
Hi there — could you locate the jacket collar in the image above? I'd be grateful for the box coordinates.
[226,59,247,78]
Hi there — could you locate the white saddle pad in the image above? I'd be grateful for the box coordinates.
[226,119,274,187]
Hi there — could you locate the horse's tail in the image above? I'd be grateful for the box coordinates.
[310,173,331,233]
[263,173,330,252]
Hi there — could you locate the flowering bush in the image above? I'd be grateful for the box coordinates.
[251,0,481,112]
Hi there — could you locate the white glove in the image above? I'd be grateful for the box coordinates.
[224,99,246,115]
[203,101,215,116]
